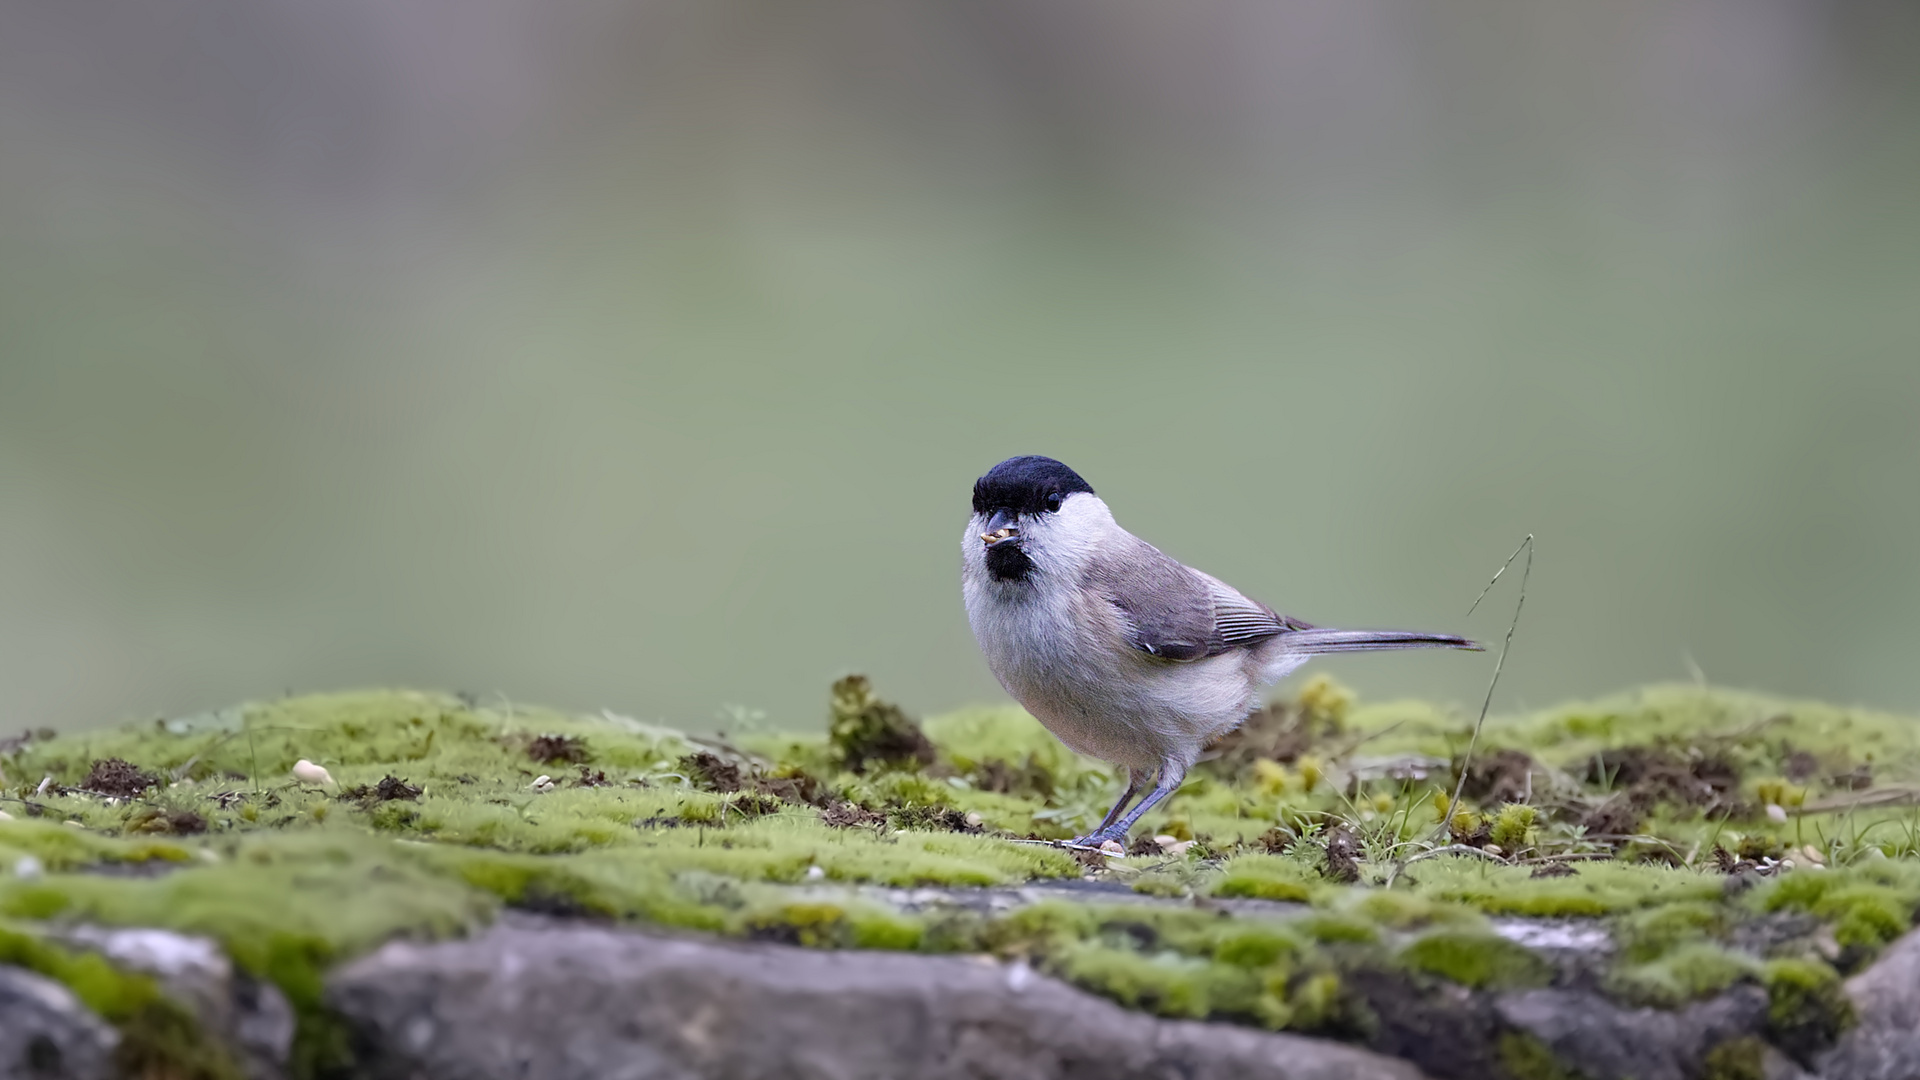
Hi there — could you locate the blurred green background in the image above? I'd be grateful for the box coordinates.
[2,1,1917,734]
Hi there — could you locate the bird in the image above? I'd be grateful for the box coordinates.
[961,455,1482,849]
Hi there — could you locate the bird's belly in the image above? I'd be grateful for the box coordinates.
[968,592,1258,770]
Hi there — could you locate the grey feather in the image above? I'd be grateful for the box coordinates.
[1088,537,1310,661]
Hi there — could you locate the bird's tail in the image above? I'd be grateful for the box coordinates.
[1282,628,1484,654]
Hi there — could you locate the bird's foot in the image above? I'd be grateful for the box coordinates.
[1065,828,1128,852]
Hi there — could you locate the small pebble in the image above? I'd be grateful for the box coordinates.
[804,865,825,880]
[1483,844,1504,856]
[1152,834,1179,848]
[1801,844,1825,865]
[13,855,44,879]
[1099,840,1125,856]
[1765,803,1788,824]
[1005,959,1034,993]
[963,811,984,828]
[1164,840,1196,856]
[292,760,334,786]
[529,775,555,793]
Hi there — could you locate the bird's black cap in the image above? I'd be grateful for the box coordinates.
[972,456,1095,517]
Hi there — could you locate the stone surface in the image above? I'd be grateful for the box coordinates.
[55,926,294,1080]
[1493,985,1770,1080]
[0,966,117,1080]
[1816,927,1920,1080]
[326,917,1434,1080]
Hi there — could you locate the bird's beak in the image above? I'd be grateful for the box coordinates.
[980,509,1020,546]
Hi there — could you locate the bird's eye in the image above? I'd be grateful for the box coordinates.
[1045,492,1064,512]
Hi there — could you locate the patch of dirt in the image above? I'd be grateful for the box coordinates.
[1322,825,1361,884]
[721,792,785,819]
[1257,826,1297,855]
[573,768,610,787]
[680,751,744,792]
[1585,745,1743,813]
[1784,749,1821,782]
[681,752,829,807]
[1457,748,1536,805]
[82,758,157,798]
[1198,701,1313,778]
[754,770,826,807]
[1579,794,1642,838]
[888,803,980,833]
[341,776,424,804]
[126,807,207,835]
[827,675,937,774]
[819,802,885,829]
[973,756,1055,800]
[1829,764,1873,791]
[1449,816,1493,848]
[1529,862,1577,879]
[1711,844,1760,876]
[525,734,591,766]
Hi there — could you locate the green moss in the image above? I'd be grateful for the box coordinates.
[1609,942,1758,1007]
[1409,860,1722,917]
[1497,1032,1583,1080]
[1212,925,1305,969]
[1614,901,1726,963]
[1764,958,1854,1059]
[8,682,1920,1068]
[1490,804,1538,852]
[1759,865,1920,957]
[1050,940,1257,1020]
[0,924,243,1079]
[1210,855,1318,902]
[1399,930,1551,989]
[1700,1037,1768,1080]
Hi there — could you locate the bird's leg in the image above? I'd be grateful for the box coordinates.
[1073,762,1185,848]
[1074,767,1150,844]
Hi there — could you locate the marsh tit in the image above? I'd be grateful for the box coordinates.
[961,455,1482,848]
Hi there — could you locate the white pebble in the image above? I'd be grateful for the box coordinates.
[1005,959,1034,993]
[1099,840,1125,856]
[804,865,825,880]
[292,760,334,786]
[0,809,12,821]
[13,855,43,879]
[529,775,554,793]
[963,811,984,828]
[1165,840,1196,856]
[1152,834,1180,848]
[1765,804,1788,823]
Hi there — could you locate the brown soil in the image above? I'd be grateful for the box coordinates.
[525,734,591,765]
[82,758,158,798]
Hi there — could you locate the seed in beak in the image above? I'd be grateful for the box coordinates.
[981,527,1019,545]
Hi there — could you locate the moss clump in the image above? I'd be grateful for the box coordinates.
[1489,804,1538,852]
[0,925,243,1080]
[1764,958,1854,1061]
[1759,864,1920,959]
[826,675,936,774]
[1399,930,1551,990]
[1614,900,1725,963]
[1210,855,1318,902]
[1700,1037,1768,1080]
[1497,1033,1582,1080]
[1609,942,1758,1007]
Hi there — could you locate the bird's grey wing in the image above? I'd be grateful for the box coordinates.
[1090,539,1307,661]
